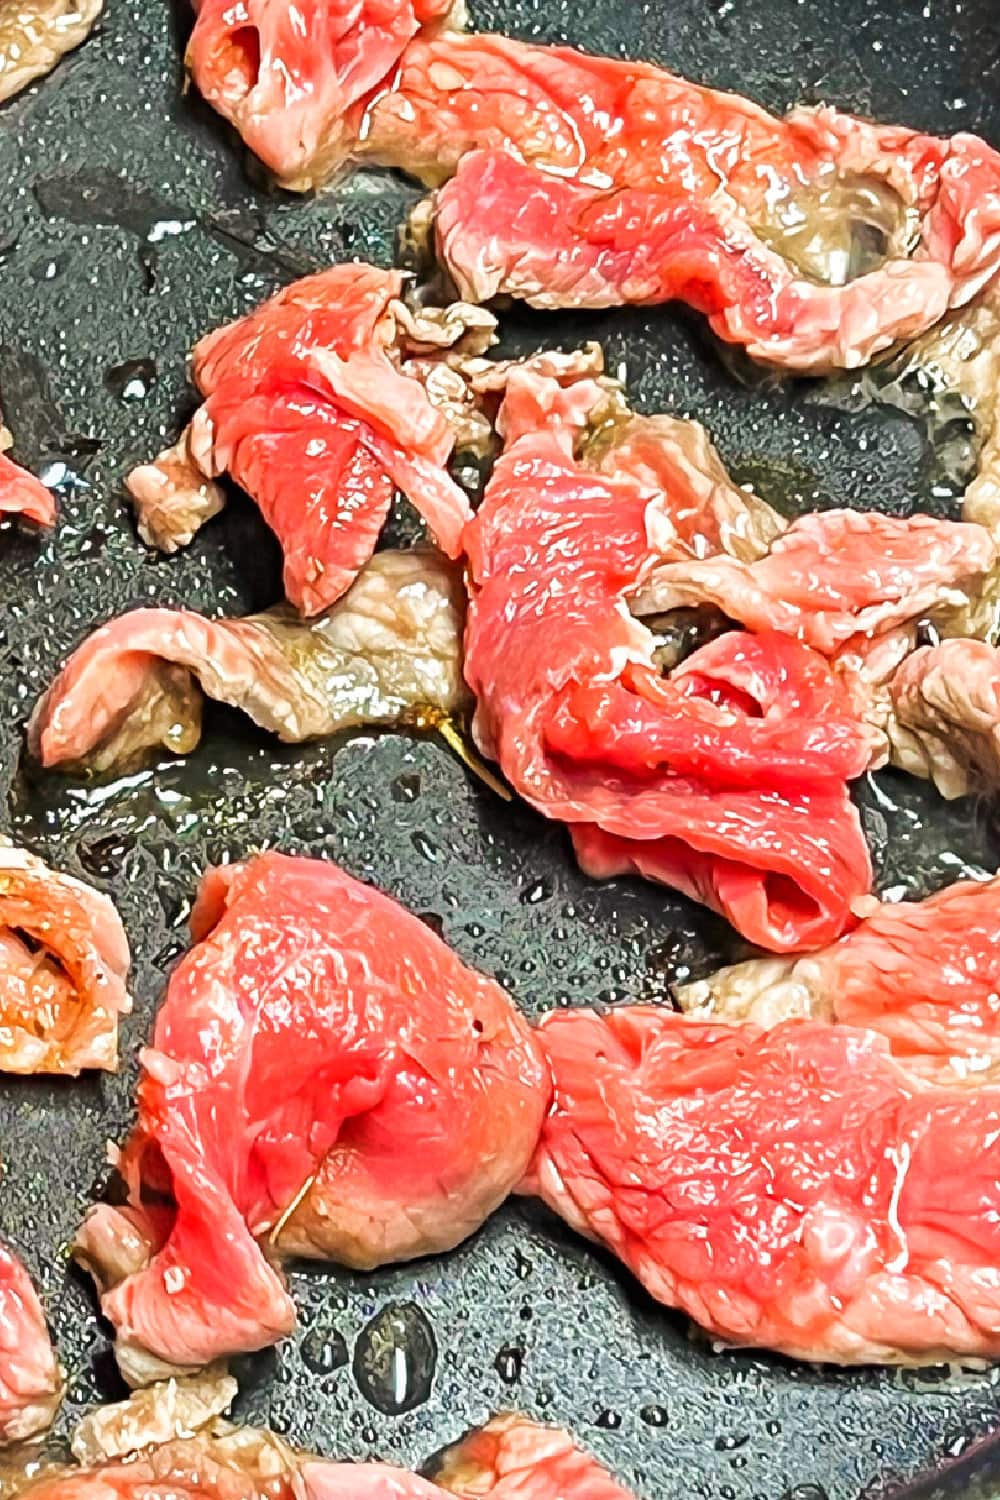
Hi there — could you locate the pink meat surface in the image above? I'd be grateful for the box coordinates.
[0,435,55,527]
[0,843,130,1075]
[127,264,472,615]
[679,876,1000,1088]
[187,5,1000,369]
[887,637,1000,797]
[0,1243,62,1445]
[463,374,873,952]
[527,1006,1000,1364]
[75,853,550,1376]
[430,1414,636,1499]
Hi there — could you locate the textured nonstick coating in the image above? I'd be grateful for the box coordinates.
[1,2,1000,1496]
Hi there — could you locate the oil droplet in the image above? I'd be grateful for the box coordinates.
[391,772,421,803]
[410,830,439,863]
[353,1302,437,1416]
[300,1325,348,1376]
[494,1344,524,1384]
[639,1405,668,1427]
[520,877,553,905]
[783,1487,828,1500]
[513,1249,533,1280]
[715,1434,748,1451]
[594,1409,622,1430]
[104,357,156,403]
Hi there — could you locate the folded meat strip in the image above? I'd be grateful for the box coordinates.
[886,637,1000,797]
[73,853,550,1381]
[21,1370,632,1500]
[185,4,1000,371]
[0,417,55,527]
[127,263,487,615]
[0,0,103,104]
[0,1244,63,1445]
[0,840,130,1075]
[677,875,1000,1087]
[465,368,992,951]
[28,548,468,774]
[526,1007,1000,1364]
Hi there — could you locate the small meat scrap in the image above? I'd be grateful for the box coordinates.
[186,4,1000,370]
[527,1006,1000,1364]
[20,1379,631,1500]
[127,263,487,616]
[0,418,55,527]
[464,370,873,952]
[0,0,102,104]
[887,637,1000,798]
[0,840,130,1075]
[678,875,1000,1087]
[29,549,468,774]
[0,1243,62,1446]
[74,853,550,1378]
[431,1414,636,1500]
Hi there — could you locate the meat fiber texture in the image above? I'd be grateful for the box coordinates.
[0,0,103,105]
[461,371,994,952]
[29,549,468,774]
[677,876,1000,1088]
[0,840,130,1075]
[185,3,1000,372]
[0,416,56,526]
[73,853,550,1379]
[126,263,478,616]
[18,1394,632,1500]
[526,1006,1000,1365]
[0,1243,63,1445]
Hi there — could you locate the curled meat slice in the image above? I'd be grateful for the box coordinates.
[74,853,550,1376]
[631,508,995,655]
[0,841,130,1075]
[187,0,460,193]
[886,638,1000,797]
[190,0,1000,369]
[527,1007,1000,1364]
[464,371,872,952]
[0,419,55,527]
[0,0,102,104]
[678,875,1000,1087]
[29,549,467,774]
[127,264,477,616]
[0,1243,62,1445]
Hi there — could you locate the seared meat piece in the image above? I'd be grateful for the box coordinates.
[185,4,1000,370]
[527,1007,1000,1364]
[886,637,1000,797]
[464,369,875,952]
[127,264,483,616]
[0,1244,62,1445]
[678,875,1000,1087]
[0,0,102,104]
[29,549,467,773]
[0,416,55,526]
[74,853,549,1379]
[0,840,130,1075]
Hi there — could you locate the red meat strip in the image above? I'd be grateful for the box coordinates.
[29,549,467,773]
[527,1006,1000,1363]
[463,373,873,951]
[186,5,1000,370]
[0,417,55,527]
[0,841,130,1075]
[0,1244,63,1445]
[127,264,475,615]
[678,876,1000,1088]
[0,0,103,105]
[74,852,550,1379]
[430,1413,635,1500]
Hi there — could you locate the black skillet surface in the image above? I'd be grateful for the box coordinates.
[2,2,1000,1496]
